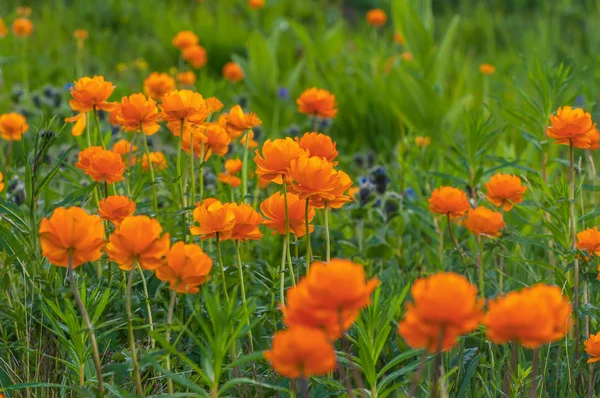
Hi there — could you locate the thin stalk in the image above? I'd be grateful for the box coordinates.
[280,236,287,305]
[477,236,483,297]
[140,128,158,212]
[447,214,468,266]
[177,121,186,237]
[300,377,309,398]
[190,133,196,207]
[137,267,155,349]
[530,348,539,398]
[407,350,429,398]
[505,343,518,395]
[305,198,312,274]
[235,240,254,352]
[165,284,178,394]
[339,312,367,398]
[67,253,104,394]
[431,328,445,398]
[499,208,505,292]
[242,129,251,202]
[93,107,106,149]
[199,142,205,200]
[282,182,296,285]
[324,204,331,262]
[569,141,580,361]
[216,234,229,302]
[126,264,143,395]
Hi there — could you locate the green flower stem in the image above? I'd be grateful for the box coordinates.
[569,141,580,361]
[282,181,296,285]
[177,120,186,237]
[140,126,158,213]
[241,130,251,202]
[126,262,143,395]
[190,133,196,208]
[165,283,178,395]
[93,107,106,149]
[235,240,254,352]
[137,266,155,349]
[216,233,229,302]
[324,204,330,262]
[305,198,312,274]
[199,142,205,200]
[280,236,287,305]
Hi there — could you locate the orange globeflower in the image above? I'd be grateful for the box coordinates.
[116,93,161,135]
[160,90,215,125]
[309,170,353,209]
[222,62,244,82]
[240,130,258,149]
[190,199,236,240]
[65,76,117,136]
[177,71,196,86]
[225,105,262,138]
[74,29,88,49]
[261,192,316,237]
[254,138,307,184]
[248,0,266,9]
[0,18,7,38]
[590,128,600,150]
[415,136,431,147]
[39,207,105,268]
[75,147,125,183]
[229,203,263,241]
[484,284,572,348]
[264,327,336,378]
[203,123,231,159]
[0,172,4,193]
[296,132,338,164]
[181,124,208,157]
[182,44,207,69]
[12,18,33,37]
[585,333,600,363]
[225,159,243,175]
[428,186,471,219]
[156,241,212,293]
[576,227,600,257]
[485,173,527,211]
[143,72,176,99]
[398,272,483,351]
[401,52,413,61]
[0,112,29,141]
[218,173,241,188]
[546,106,596,148]
[287,153,340,202]
[112,139,137,156]
[393,32,404,45]
[141,152,168,171]
[172,30,199,50]
[366,9,387,27]
[98,195,136,226]
[297,88,338,119]
[16,7,32,17]
[463,207,505,237]
[479,63,495,75]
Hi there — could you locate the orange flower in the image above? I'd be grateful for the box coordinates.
[182,44,207,69]
[297,88,338,119]
[225,159,243,175]
[585,332,600,363]
[398,272,483,351]
[577,227,600,257]
[75,147,125,183]
[203,123,231,159]
[287,153,340,202]
[181,124,208,158]
[222,62,244,82]
[309,170,353,209]
[177,71,196,86]
[225,105,262,138]
[160,90,214,124]
[590,128,600,150]
[16,7,32,17]
[546,106,596,148]
[98,195,136,226]
[112,139,137,156]
[141,151,168,171]
[428,186,471,219]
[366,9,387,26]
[394,32,404,45]
[65,76,117,136]
[484,284,572,348]
[401,52,413,61]
[74,29,88,49]
[105,216,170,271]
[415,136,431,147]
[0,18,7,38]
[0,172,4,193]
[172,30,199,50]
[240,130,258,149]
[190,199,236,240]
[12,18,33,37]
[156,241,212,294]
[258,175,271,189]
[254,138,307,184]
[39,207,105,268]
[296,132,338,164]
[485,173,527,211]
[229,203,263,241]
[261,192,316,238]
[479,63,495,75]
[218,173,241,188]
[264,327,336,378]
[116,93,161,135]
[143,72,176,99]
[249,0,265,8]
[463,207,505,237]
[0,112,28,141]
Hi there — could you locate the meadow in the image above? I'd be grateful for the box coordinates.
[1,0,600,397]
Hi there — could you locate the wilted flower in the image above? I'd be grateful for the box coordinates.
[254,138,307,184]
[190,198,236,240]
[463,207,505,237]
[261,192,316,238]
[156,241,212,293]
[172,30,199,50]
[366,9,387,26]
[116,93,161,135]
[143,72,176,99]
[297,88,338,119]
[12,18,33,37]
[75,147,125,183]
[296,132,338,164]
[39,207,105,268]
[222,62,244,82]
[98,195,136,226]
[479,64,495,75]
[585,333,600,363]
[484,173,527,211]
[0,112,28,141]
[546,106,596,148]
[428,186,471,219]
[182,44,207,69]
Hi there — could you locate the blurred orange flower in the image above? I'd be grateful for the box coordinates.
[222,62,244,82]
[0,112,28,141]
[394,32,404,45]
[287,153,340,202]
[39,207,105,268]
[172,30,199,50]
[547,106,596,148]
[576,227,600,257]
[12,18,33,37]
[218,173,241,188]
[261,192,316,237]
[190,198,236,240]
[75,147,125,183]
[229,203,263,241]
[16,7,32,17]
[585,333,600,363]
[0,18,7,38]
[225,105,262,138]
[0,172,4,193]
[98,195,136,226]
[225,159,243,175]
[141,151,168,171]
[160,90,214,124]
[73,29,88,48]
[484,284,572,348]
[485,173,527,211]
[176,71,196,86]
[463,207,505,237]
[116,93,161,135]
[181,124,208,158]
[479,63,495,75]
[156,241,212,293]
[143,72,176,99]
[182,44,207,69]
[240,130,258,149]
[297,88,338,119]
[65,76,117,136]
[105,215,170,271]
[428,186,471,219]
[366,9,387,26]
[112,139,137,156]
[264,327,336,378]
[398,272,483,351]
[248,0,266,9]
[254,138,307,184]
[401,52,413,61]
[415,136,431,147]
[296,132,338,164]
[590,128,600,150]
